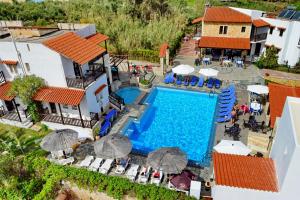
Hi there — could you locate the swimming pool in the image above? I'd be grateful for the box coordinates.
[121,87,218,166]
[116,87,141,104]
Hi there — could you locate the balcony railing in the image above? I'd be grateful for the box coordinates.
[251,33,268,42]
[66,65,106,89]
[0,106,21,122]
[0,71,6,84]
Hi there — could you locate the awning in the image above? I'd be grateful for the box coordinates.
[95,84,107,95]
[0,60,18,65]
[33,87,85,106]
[192,17,203,24]
[0,82,15,101]
[199,37,250,50]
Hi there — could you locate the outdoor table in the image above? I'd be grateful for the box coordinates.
[223,60,232,67]
[236,60,243,67]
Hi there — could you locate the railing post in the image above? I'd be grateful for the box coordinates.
[58,103,65,124]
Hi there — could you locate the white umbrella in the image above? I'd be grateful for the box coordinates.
[172,64,194,75]
[199,68,219,77]
[247,85,269,95]
[213,140,251,156]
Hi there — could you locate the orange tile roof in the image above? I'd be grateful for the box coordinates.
[269,83,300,128]
[0,82,14,101]
[0,60,18,65]
[86,33,109,45]
[33,87,85,106]
[43,32,106,65]
[95,84,107,95]
[213,152,278,192]
[199,37,250,50]
[203,7,252,23]
[159,43,169,57]
[192,17,203,24]
[252,19,270,27]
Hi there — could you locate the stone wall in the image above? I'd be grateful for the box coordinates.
[202,22,251,38]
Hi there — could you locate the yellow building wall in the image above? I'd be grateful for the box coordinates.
[202,22,252,38]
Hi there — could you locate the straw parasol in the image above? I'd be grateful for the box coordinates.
[146,147,187,174]
[94,134,132,159]
[40,129,78,152]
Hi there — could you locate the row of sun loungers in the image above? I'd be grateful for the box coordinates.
[217,84,236,123]
[99,109,118,137]
[164,73,221,89]
[74,156,164,185]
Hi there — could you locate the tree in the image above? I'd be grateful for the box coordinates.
[10,75,45,122]
[257,46,279,69]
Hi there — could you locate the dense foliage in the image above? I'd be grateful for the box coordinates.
[256,46,279,69]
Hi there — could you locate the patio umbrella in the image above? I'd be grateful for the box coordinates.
[247,85,269,95]
[146,147,187,174]
[170,173,192,190]
[172,64,194,75]
[40,129,78,152]
[199,68,219,77]
[94,134,132,159]
[213,140,251,156]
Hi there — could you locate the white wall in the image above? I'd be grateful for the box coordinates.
[85,73,109,114]
[0,41,68,87]
[262,17,300,67]
[74,24,96,38]
[230,7,264,19]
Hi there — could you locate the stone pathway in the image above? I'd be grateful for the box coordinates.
[261,68,300,80]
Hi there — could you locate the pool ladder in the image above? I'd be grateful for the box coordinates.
[209,89,215,97]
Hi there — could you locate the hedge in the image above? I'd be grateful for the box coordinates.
[128,49,160,63]
[21,152,196,200]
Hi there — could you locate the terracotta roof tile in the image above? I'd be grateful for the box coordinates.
[33,87,85,106]
[269,83,300,128]
[192,17,203,24]
[252,19,270,27]
[0,82,14,101]
[213,152,278,192]
[0,60,18,65]
[86,33,109,45]
[159,43,169,57]
[43,32,106,65]
[95,84,107,95]
[199,37,250,50]
[204,7,252,23]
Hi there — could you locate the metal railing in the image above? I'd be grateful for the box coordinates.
[109,92,124,110]
[251,33,267,42]
[0,71,6,84]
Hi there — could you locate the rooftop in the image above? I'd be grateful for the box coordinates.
[33,86,85,106]
[159,43,169,58]
[268,83,300,128]
[203,7,252,23]
[86,33,109,45]
[288,99,300,144]
[252,19,270,27]
[43,32,106,65]
[0,82,14,101]
[199,37,250,50]
[213,152,278,192]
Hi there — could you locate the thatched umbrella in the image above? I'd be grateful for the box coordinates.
[40,129,78,152]
[146,147,187,174]
[94,134,132,159]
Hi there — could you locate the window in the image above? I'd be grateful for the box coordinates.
[219,26,223,34]
[269,27,274,34]
[26,44,30,51]
[25,63,30,72]
[241,27,246,32]
[219,26,228,34]
[72,105,78,110]
[62,104,68,109]
[279,29,285,37]
[8,65,17,74]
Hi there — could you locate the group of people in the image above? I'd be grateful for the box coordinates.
[230,103,249,124]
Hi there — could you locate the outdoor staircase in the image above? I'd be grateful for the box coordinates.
[109,92,125,110]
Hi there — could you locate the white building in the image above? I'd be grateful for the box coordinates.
[0,23,120,138]
[212,97,300,200]
[261,17,300,67]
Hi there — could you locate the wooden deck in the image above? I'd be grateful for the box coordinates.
[42,114,97,128]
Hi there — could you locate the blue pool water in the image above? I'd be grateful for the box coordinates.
[116,87,141,104]
[122,87,218,166]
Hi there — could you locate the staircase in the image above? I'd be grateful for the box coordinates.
[109,92,125,110]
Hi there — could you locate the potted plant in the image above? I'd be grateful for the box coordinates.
[139,78,151,89]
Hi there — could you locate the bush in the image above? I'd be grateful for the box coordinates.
[140,79,150,85]
[256,46,278,69]
[128,49,160,63]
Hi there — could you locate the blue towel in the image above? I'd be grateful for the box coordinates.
[190,76,198,86]
[198,76,204,87]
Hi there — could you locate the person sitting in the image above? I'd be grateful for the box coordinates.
[231,109,237,124]
[240,103,249,115]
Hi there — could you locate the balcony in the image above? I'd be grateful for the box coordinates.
[66,64,106,89]
[251,33,268,42]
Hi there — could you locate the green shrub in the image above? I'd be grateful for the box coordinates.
[128,49,160,63]
[140,79,150,85]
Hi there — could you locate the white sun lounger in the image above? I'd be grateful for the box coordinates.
[126,164,140,181]
[57,157,75,166]
[88,158,104,171]
[190,180,201,200]
[78,155,94,168]
[99,159,114,174]
[150,170,164,185]
[115,158,130,174]
[138,166,151,184]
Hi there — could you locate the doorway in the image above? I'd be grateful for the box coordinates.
[49,103,57,114]
[4,100,14,111]
[254,43,262,56]
[73,62,81,78]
